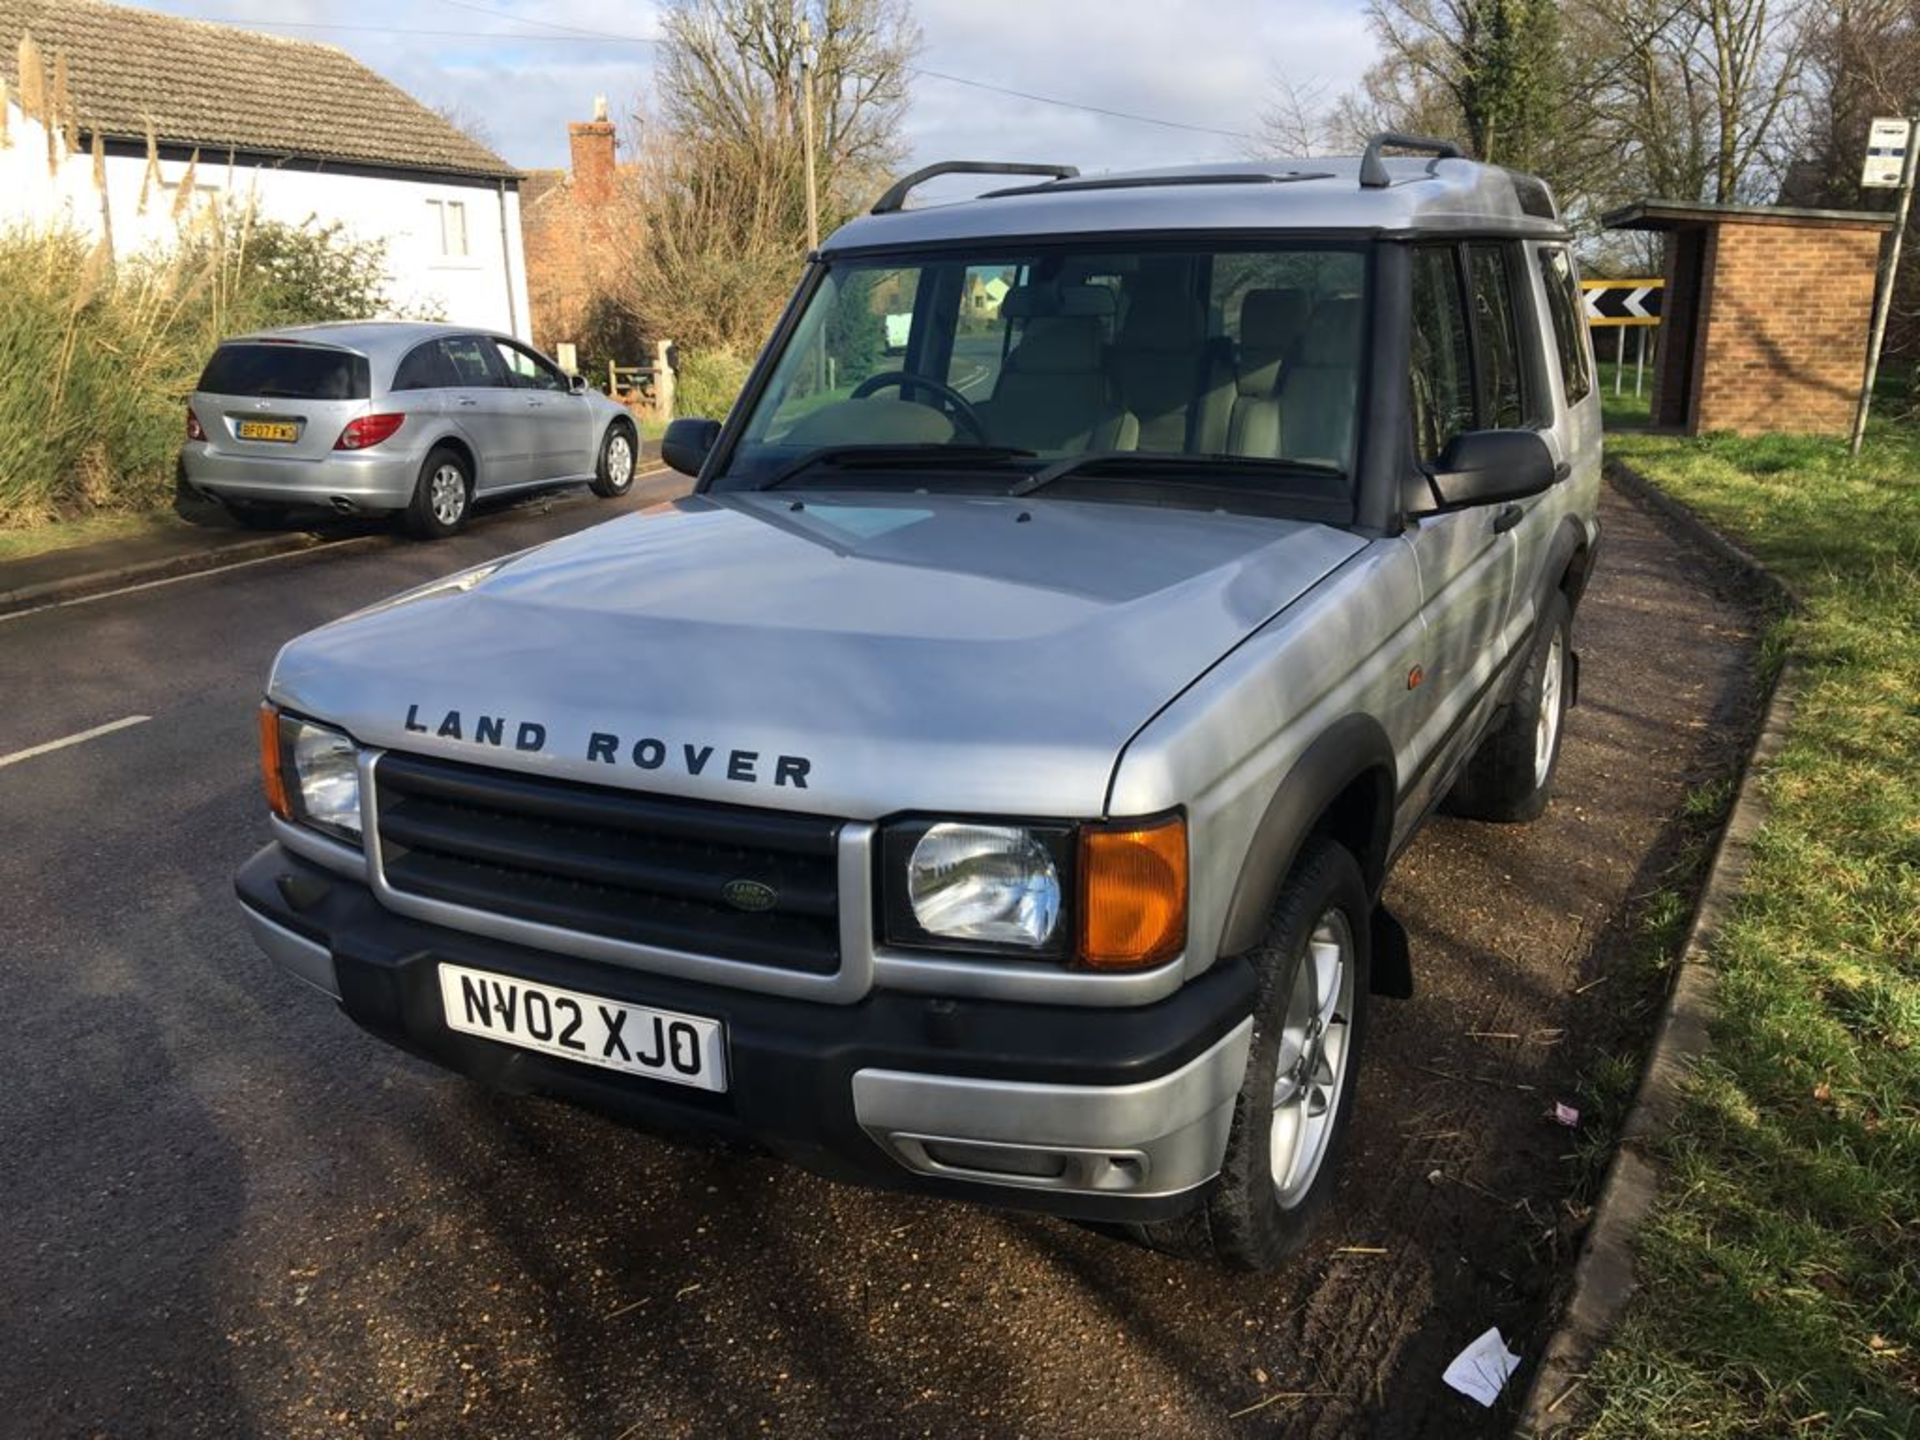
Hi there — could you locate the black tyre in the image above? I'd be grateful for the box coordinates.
[221,499,293,530]
[405,446,472,540]
[1130,836,1371,1270]
[590,421,638,498]
[1445,590,1572,823]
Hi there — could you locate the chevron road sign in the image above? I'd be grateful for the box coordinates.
[1581,278,1663,327]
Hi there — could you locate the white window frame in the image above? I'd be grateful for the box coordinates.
[427,197,471,262]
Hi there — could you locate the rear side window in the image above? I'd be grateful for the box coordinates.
[1467,244,1526,429]
[1409,247,1475,466]
[438,336,500,386]
[1539,247,1594,404]
[392,342,452,391]
[197,344,369,400]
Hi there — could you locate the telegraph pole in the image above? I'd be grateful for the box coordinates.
[1852,116,1917,456]
[798,15,820,252]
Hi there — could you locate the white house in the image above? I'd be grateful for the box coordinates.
[0,0,531,337]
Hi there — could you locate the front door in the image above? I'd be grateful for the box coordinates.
[492,339,594,480]
[1397,243,1523,824]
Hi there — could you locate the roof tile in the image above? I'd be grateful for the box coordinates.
[0,0,517,178]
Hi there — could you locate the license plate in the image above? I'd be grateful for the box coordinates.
[236,420,299,442]
[437,963,727,1093]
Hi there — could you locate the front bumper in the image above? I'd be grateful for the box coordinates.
[180,443,418,510]
[236,843,1256,1221]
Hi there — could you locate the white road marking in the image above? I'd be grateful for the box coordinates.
[0,714,151,769]
[0,467,672,626]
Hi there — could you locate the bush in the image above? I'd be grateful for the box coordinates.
[0,214,397,529]
[674,347,752,421]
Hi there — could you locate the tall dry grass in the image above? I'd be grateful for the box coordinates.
[0,209,396,529]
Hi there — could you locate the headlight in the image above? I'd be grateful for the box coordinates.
[881,812,1188,968]
[260,704,361,841]
[886,822,1069,952]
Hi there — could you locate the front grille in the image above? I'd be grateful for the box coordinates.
[373,752,843,974]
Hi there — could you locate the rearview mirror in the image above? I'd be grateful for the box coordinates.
[662,417,721,479]
[1415,429,1558,514]
[567,373,587,396]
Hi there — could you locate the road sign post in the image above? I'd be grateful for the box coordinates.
[1851,117,1916,456]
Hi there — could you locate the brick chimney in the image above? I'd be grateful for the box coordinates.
[568,96,616,205]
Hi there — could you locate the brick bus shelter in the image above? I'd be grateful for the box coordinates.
[1603,201,1895,436]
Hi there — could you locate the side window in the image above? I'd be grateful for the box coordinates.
[391,342,447,391]
[1539,247,1594,404]
[947,264,1017,395]
[493,341,568,392]
[438,336,500,387]
[1467,243,1526,429]
[1409,246,1475,466]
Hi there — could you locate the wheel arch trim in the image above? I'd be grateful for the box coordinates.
[1217,713,1397,959]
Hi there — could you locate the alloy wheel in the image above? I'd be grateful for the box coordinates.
[430,464,466,527]
[1270,907,1356,1208]
[1534,629,1565,787]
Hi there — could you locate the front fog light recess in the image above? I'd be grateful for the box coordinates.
[907,823,1061,948]
[290,721,361,838]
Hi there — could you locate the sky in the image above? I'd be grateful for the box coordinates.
[145,0,1379,176]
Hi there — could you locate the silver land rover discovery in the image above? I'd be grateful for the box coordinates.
[237,136,1601,1268]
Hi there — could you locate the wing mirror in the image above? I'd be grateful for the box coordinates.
[567,373,588,395]
[662,417,722,478]
[1412,429,1559,514]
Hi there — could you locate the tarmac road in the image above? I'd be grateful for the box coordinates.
[0,476,1759,1438]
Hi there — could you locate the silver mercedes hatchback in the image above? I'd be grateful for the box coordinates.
[180,321,642,539]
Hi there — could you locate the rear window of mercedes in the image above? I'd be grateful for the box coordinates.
[197,344,370,400]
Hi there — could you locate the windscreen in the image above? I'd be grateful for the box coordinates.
[723,243,1368,499]
[197,344,371,400]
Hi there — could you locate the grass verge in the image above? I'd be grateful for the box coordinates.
[1578,424,1920,1437]
[0,509,180,568]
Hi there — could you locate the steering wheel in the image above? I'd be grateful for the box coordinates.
[847,370,990,443]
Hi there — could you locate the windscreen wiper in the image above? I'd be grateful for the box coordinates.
[1007,451,1345,498]
[758,444,1036,491]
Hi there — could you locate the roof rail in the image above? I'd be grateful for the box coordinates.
[871,161,1079,215]
[1358,132,1466,189]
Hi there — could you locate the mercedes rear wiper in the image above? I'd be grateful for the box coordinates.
[758,443,1037,491]
[1007,451,1345,498]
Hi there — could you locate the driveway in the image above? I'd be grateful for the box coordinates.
[0,477,1759,1437]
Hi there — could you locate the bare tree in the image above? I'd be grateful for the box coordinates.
[657,0,919,220]
[599,0,919,359]
[430,100,497,153]
[1252,75,1333,157]
[1583,0,1812,204]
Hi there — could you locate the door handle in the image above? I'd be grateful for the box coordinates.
[457,397,477,407]
[1492,503,1525,534]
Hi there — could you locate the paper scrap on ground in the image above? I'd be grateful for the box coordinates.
[1442,1326,1521,1407]
[1551,1101,1581,1127]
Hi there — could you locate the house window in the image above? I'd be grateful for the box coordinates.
[428,199,469,258]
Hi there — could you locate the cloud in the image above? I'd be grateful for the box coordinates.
[142,0,1374,173]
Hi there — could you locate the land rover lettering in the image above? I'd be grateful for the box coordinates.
[404,706,811,787]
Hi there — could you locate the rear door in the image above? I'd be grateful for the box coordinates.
[491,339,594,479]
[193,342,369,460]
[437,334,531,490]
